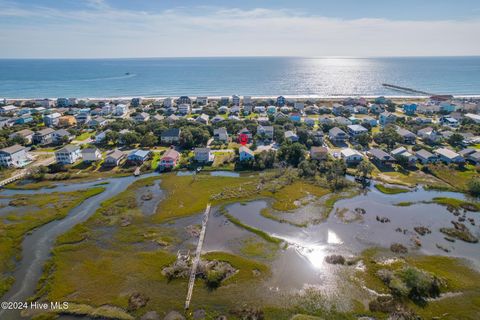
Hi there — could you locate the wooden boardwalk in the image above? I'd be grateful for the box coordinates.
[185,204,211,310]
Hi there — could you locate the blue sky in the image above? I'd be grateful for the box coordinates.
[1,0,480,58]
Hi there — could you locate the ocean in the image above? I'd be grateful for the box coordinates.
[0,56,479,99]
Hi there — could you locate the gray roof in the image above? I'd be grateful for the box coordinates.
[106,149,125,160]
[35,128,55,136]
[0,144,26,154]
[161,128,181,137]
[369,148,394,161]
[396,127,416,137]
[329,127,346,136]
[57,144,80,153]
[416,149,435,159]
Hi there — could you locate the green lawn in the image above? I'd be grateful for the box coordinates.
[75,131,95,141]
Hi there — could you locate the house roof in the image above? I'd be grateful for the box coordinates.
[161,128,181,137]
[329,127,346,136]
[35,128,55,136]
[310,146,328,154]
[54,129,71,136]
[369,148,394,161]
[106,149,125,160]
[129,149,150,158]
[396,127,416,137]
[0,144,26,154]
[12,129,34,137]
[239,146,254,156]
[341,148,362,158]
[416,149,435,159]
[82,148,99,154]
[162,148,180,159]
[434,148,461,160]
[347,124,367,132]
[459,148,477,157]
[57,144,80,153]
[194,148,211,153]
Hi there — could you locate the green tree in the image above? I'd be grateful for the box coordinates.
[141,133,158,147]
[356,160,374,179]
[447,133,464,147]
[467,177,480,196]
[373,125,402,149]
[277,142,307,167]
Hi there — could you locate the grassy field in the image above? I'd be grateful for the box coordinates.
[75,131,95,141]
[374,184,410,194]
[35,176,275,319]
[0,187,105,297]
[430,197,480,211]
[358,249,480,320]
[428,164,480,191]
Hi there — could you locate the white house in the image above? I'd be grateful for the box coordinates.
[114,104,129,116]
[347,124,368,138]
[434,148,464,164]
[415,149,437,164]
[465,113,480,124]
[55,145,82,164]
[178,104,191,115]
[340,148,363,164]
[9,129,34,144]
[257,125,274,139]
[0,144,31,168]
[194,148,214,163]
[214,127,229,143]
[391,147,417,165]
[82,148,102,162]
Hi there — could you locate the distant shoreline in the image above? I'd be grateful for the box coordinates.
[4,94,480,101]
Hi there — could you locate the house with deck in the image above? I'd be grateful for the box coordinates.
[194,148,214,163]
[55,145,82,164]
[104,149,126,167]
[82,148,102,162]
[160,148,180,169]
[434,148,464,164]
[0,144,31,168]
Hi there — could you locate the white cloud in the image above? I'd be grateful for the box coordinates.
[0,3,479,58]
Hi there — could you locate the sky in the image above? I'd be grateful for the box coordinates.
[1,0,480,58]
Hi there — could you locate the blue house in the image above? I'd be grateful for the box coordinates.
[289,113,301,122]
[402,104,417,115]
[276,96,286,107]
[127,149,151,163]
[15,115,34,124]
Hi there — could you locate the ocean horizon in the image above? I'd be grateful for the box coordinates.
[1,56,480,99]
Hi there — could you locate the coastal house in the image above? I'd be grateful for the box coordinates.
[284,130,299,142]
[104,149,126,167]
[237,128,253,143]
[275,96,285,107]
[177,96,191,105]
[329,127,348,143]
[417,127,439,143]
[0,144,31,168]
[361,116,378,127]
[75,112,91,124]
[82,148,102,162]
[33,128,55,145]
[178,104,191,115]
[391,147,417,165]
[439,116,459,127]
[434,148,465,164]
[289,113,301,122]
[310,146,328,161]
[415,149,437,164]
[160,148,180,169]
[347,124,368,138]
[369,104,384,115]
[218,106,229,114]
[55,145,82,164]
[466,151,480,164]
[87,116,107,128]
[131,97,142,107]
[379,112,396,127]
[9,129,34,144]
[196,114,209,125]
[303,117,315,127]
[44,112,61,127]
[114,104,128,116]
[213,127,229,143]
[127,149,151,164]
[308,130,324,145]
[239,146,255,161]
[196,97,208,105]
[0,105,18,114]
[402,104,417,115]
[257,125,274,140]
[15,114,33,124]
[368,148,395,166]
[231,95,240,106]
[194,148,214,163]
[294,102,305,111]
[161,128,181,144]
[340,148,363,164]
[396,127,417,144]
[465,113,480,124]
[134,112,150,122]
[52,129,74,144]
[334,116,352,126]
